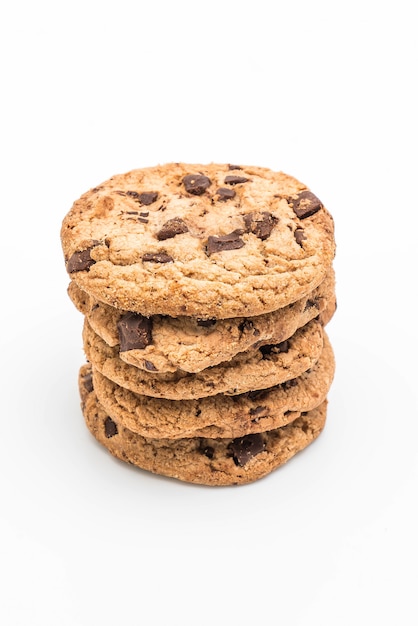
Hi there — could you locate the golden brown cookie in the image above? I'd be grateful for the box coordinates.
[68,267,335,373]
[90,332,335,439]
[61,163,335,319]
[82,317,324,400]
[79,364,328,487]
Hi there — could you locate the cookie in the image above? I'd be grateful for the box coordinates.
[79,364,328,486]
[68,267,335,373]
[83,317,324,400]
[90,331,335,439]
[61,163,335,319]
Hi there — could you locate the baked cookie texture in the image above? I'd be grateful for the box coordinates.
[68,267,335,373]
[62,162,337,486]
[79,365,328,487]
[82,317,325,400]
[61,163,335,318]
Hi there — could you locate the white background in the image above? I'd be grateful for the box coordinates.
[1,1,417,624]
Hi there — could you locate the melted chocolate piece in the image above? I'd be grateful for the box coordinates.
[156,218,189,240]
[82,372,94,393]
[104,416,118,438]
[294,228,306,245]
[127,191,159,205]
[224,175,249,185]
[243,211,278,240]
[199,443,215,459]
[260,339,289,358]
[206,229,245,255]
[289,191,323,219]
[67,243,99,273]
[142,252,174,263]
[227,433,266,467]
[144,360,158,371]
[228,164,242,170]
[196,318,217,327]
[183,174,211,195]
[216,187,236,201]
[117,312,153,351]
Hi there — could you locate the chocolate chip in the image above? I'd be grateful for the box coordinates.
[228,164,242,170]
[142,252,174,263]
[67,243,99,273]
[140,211,149,217]
[156,218,189,240]
[216,187,236,201]
[126,191,159,205]
[199,444,215,459]
[196,318,217,327]
[224,175,249,185]
[138,217,149,223]
[206,229,245,255]
[243,211,278,240]
[288,191,323,219]
[82,372,93,393]
[183,174,211,195]
[304,298,318,312]
[294,228,306,245]
[227,434,265,466]
[126,211,139,215]
[238,319,254,333]
[144,360,158,371]
[104,416,118,438]
[117,312,153,351]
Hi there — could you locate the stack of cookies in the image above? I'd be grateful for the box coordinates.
[61,163,336,486]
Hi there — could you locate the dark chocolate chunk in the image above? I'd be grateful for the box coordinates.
[227,434,266,467]
[294,228,306,245]
[140,211,149,217]
[206,229,245,255]
[183,174,211,195]
[224,175,249,185]
[199,444,215,459]
[281,378,298,390]
[156,218,189,240]
[196,318,217,327]
[117,312,153,352]
[126,211,139,215]
[228,164,242,170]
[104,416,118,438]
[126,190,159,205]
[288,190,323,219]
[216,187,236,201]
[243,211,278,240]
[304,298,318,312]
[144,360,158,371]
[67,243,99,273]
[138,217,149,223]
[82,372,94,393]
[142,252,174,263]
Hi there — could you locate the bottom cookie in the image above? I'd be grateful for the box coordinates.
[79,364,328,486]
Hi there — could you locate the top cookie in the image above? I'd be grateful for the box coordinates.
[61,163,335,318]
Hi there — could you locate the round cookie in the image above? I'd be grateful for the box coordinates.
[68,267,335,373]
[91,332,335,439]
[61,163,335,319]
[82,317,324,400]
[79,365,328,487]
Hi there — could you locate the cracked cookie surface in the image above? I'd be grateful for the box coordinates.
[61,163,335,318]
